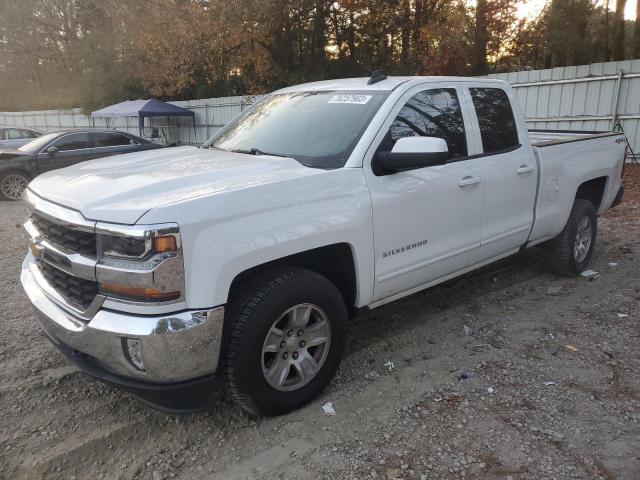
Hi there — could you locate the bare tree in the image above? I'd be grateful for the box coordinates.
[634,0,640,56]
[613,0,627,60]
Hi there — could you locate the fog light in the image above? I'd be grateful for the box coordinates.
[122,338,145,371]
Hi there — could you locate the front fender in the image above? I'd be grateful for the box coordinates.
[140,168,375,309]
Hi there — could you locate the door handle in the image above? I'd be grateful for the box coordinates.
[458,176,481,187]
[516,165,535,175]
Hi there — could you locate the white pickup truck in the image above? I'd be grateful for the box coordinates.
[21,74,626,415]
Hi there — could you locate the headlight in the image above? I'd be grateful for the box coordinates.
[100,234,151,259]
[98,228,179,260]
[95,223,184,304]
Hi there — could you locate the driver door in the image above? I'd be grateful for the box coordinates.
[364,86,485,302]
[37,132,91,173]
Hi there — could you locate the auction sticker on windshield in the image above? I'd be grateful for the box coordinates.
[328,94,372,105]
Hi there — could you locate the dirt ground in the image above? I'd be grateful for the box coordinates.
[1,167,639,480]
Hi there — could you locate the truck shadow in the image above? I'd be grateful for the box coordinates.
[346,248,547,356]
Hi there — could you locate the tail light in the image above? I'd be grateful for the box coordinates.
[622,145,628,178]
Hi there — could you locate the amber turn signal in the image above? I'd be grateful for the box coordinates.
[154,235,177,253]
[100,282,180,302]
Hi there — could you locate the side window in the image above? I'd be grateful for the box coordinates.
[7,129,25,139]
[470,88,519,153]
[92,132,134,147]
[23,129,40,138]
[50,133,90,152]
[389,88,468,159]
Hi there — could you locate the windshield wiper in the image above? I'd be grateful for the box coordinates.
[203,144,227,151]
[233,147,289,158]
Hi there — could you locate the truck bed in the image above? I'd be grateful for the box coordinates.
[526,128,625,246]
[529,129,622,147]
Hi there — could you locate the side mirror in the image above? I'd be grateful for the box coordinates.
[46,146,59,155]
[373,137,449,175]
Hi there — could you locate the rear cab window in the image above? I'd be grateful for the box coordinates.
[469,87,520,154]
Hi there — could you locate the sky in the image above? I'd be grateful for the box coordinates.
[468,1,637,21]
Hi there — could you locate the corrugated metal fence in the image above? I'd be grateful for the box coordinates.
[2,60,640,158]
[0,95,260,146]
[488,59,640,159]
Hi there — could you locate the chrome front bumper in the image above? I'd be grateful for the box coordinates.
[21,254,224,383]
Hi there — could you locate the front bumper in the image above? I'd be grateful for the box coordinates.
[21,255,225,410]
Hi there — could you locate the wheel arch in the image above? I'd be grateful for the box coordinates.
[575,176,607,211]
[227,243,359,317]
[0,167,33,179]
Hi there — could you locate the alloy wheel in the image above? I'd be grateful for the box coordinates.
[261,303,331,392]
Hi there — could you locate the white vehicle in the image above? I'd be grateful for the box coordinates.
[21,74,626,415]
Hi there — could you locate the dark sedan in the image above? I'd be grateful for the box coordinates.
[0,129,163,200]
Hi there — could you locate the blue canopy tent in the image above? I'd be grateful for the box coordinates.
[91,98,196,140]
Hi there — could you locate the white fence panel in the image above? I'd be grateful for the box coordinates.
[488,59,640,159]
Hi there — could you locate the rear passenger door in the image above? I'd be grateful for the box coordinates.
[90,132,140,158]
[468,87,538,260]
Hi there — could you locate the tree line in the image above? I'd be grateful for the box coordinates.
[1,0,640,112]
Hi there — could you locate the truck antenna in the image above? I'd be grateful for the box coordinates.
[367,70,387,85]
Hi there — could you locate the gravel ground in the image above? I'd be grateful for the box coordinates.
[1,167,639,480]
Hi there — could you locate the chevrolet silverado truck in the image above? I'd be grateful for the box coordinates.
[20,74,626,415]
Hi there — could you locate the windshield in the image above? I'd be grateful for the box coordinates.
[18,132,59,153]
[205,91,389,168]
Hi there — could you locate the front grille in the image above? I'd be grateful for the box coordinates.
[37,260,98,310]
[31,214,96,257]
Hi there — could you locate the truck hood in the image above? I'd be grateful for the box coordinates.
[28,146,323,224]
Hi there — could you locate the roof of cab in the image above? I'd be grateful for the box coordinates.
[275,76,507,93]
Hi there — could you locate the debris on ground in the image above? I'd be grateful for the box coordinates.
[321,402,336,416]
[457,371,470,381]
[543,381,556,387]
[383,361,395,370]
[563,344,579,352]
[580,269,600,279]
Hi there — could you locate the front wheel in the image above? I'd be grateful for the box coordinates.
[0,170,31,201]
[544,198,597,276]
[223,267,347,416]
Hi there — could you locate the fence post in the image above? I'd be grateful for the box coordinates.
[610,69,624,130]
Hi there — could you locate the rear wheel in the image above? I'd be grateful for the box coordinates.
[0,170,30,201]
[544,198,597,276]
[223,267,347,416]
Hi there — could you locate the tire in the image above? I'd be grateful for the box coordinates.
[544,198,597,276]
[0,170,31,201]
[223,267,348,416]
